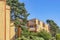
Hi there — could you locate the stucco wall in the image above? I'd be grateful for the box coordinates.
[0,1,5,40]
[35,19,49,32]
[0,1,14,40]
[10,22,15,40]
[6,5,10,40]
[28,19,49,32]
[45,24,49,32]
[36,19,44,32]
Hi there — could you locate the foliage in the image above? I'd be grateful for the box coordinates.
[16,36,44,40]
[46,19,59,37]
[6,0,30,39]
[6,0,29,26]
[31,36,44,40]
[49,37,56,40]
[37,30,52,40]
[57,28,60,33]
[16,26,45,40]
[56,33,60,40]
[18,26,52,40]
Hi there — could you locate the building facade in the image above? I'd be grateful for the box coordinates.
[0,0,16,40]
[27,19,49,32]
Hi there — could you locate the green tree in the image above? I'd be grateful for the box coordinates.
[46,19,59,37]
[56,33,60,40]
[16,26,45,40]
[57,27,60,33]
[37,30,52,40]
[6,0,29,39]
[6,0,29,26]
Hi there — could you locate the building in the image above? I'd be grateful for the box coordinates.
[0,0,16,40]
[0,0,49,40]
[27,18,49,32]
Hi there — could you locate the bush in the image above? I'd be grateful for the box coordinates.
[38,30,52,40]
[35,37,44,40]
[16,36,29,40]
[49,37,56,40]
[56,34,60,40]
[16,26,51,40]
[31,36,44,40]
[16,36,44,40]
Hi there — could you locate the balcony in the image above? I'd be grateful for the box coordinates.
[29,28,35,31]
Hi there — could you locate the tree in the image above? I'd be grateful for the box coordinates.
[6,0,29,38]
[16,26,45,40]
[56,33,60,40]
[6,0,29,26]
[46,19,59,37]
[57,27,60,33]
[37,30,52,40]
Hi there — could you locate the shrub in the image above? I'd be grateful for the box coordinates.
[16,36,44,40]
[49,37,56,40]
[31,36,44,40]
[38,30,52,40]
[56,34,60,40]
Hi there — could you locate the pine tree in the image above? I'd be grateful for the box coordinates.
[6,0,29,26]
[46,19,59,37]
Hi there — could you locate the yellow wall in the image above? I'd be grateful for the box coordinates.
[36,19,38,25]
[35,19,49,32]
[0,1,5,40]
[6,5,10,40]
[0,1,15,40]
[28,19,49,32]
[35,19,43,32]
[45,24,49,32]
[10,22,15,40]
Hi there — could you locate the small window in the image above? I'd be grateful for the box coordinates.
[30,25,33,28]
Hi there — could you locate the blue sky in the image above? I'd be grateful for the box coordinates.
[19,0,60,27]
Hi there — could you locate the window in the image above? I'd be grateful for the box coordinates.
[30,25,33,28]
